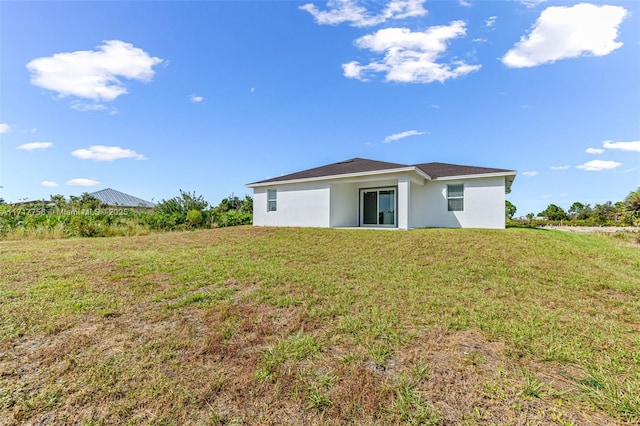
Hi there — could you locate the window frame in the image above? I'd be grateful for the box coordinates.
[267,189,277,212]
[447,184,464,212]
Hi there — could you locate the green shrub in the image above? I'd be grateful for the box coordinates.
[186,209,203,227]
[214,211,252,228]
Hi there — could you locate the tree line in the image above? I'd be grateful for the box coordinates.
[506,188,640,226]
[0,190,253,239]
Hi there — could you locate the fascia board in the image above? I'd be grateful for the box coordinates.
[431,171,517,181]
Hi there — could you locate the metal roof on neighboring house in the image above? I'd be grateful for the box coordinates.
[90,188,155,208]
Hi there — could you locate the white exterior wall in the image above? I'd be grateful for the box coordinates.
[397,175,410,230]
[252,174,508,229]
[330,183,358,227]
[409,176,506,229]
[252,183,330,227]
[462,177,506,228]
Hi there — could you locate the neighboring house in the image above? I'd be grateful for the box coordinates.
[246,158,516,229]
[89,188,155,208]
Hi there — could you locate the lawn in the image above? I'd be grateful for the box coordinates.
[1,227,638,425]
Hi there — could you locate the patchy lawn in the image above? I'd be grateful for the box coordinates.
[1,227,639,425]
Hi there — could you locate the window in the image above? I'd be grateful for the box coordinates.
[267,189,277,212]
[447,184,464,211]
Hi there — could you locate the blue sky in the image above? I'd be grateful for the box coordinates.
[1,0,638,216]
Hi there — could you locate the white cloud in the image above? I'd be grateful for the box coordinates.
[519,0,546,8]
[576,160,622,171]
[486,16,497,27]
[0,123,9,134]
[459,0,472,7]
[523,171,538,176]
[67,178,100,187]
[550,165,570,170]
[343,21,481,83]
[40,181,59,188]
[26,40,164,102]
[190,94,203,103]
[342,61,366,79]
[70,101,110,112]
[379,0,426,21]
[17,141,53,151]
[603,140,640,152]
[502,4,627,68]
[300,0,427,28]
[72,145,147,161]
[383,130,425,143]
[586,147,604,154]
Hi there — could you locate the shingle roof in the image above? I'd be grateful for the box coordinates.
[249,158,409,185]
[248,157,515,185]
[415,162,514,178]
[90,188,155,208]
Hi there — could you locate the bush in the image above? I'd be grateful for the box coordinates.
[186,209,203,227]
[155,190,208,216]
[214,211,252,228]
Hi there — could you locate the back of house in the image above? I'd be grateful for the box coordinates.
[246,158,516,229]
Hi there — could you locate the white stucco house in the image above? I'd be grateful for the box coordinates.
[246,158,516,229]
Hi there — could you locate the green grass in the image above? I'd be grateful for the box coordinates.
[0,226,639,424]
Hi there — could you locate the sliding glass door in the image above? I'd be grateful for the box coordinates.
[360,188,396,227]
